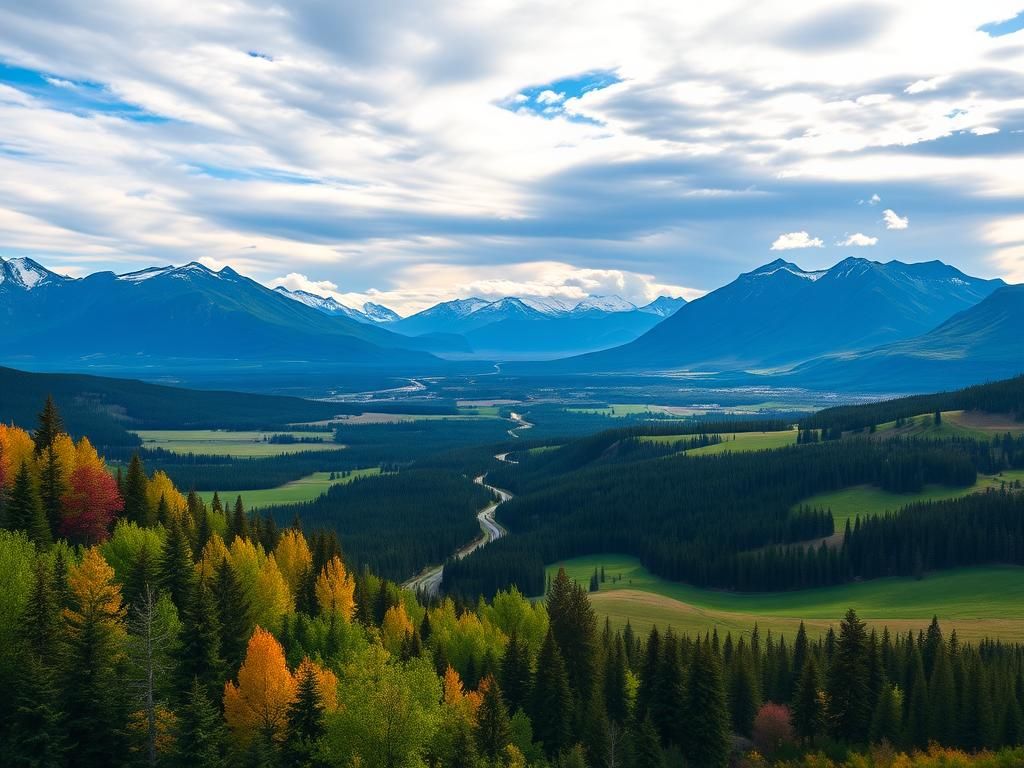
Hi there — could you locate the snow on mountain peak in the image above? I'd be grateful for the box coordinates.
[1,257,66,289]
[572,295,637,313]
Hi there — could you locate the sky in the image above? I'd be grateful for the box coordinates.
[1,2,1023,315]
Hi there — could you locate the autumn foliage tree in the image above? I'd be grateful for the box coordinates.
[60,463,123,545]
[224,627,297,745]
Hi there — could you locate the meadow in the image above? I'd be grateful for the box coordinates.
[197,468,381,510]
[132,429,341,457]
[548,553,1024,641]
[638,428,798,454]
[795,469,1024,530]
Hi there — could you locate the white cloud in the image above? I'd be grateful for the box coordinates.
[905,75,947,94]
[270,272,342,297]
[971,125,999,136]
[770,231,824,250]
[535,89,565,105]
[882,209,909,229]
[837,232,878,247]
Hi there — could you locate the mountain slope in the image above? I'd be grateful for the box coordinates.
[274,286,400,325]
[0,258,442,370]
[790,284,1024,390]
[532,258,1005,373]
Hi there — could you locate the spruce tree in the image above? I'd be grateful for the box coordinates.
[792,655,824,745]
[635,626,661,721]
[500,632,532,714]
[869,682,902,745]
[6,461,51,546]
[629,715,666,768]
[904,648,929,749]
[928,640,957,745]
[283,663,326,766]
[530,628,573,758]
[160,517,196,612]
[604,633,629,725]
[651,630,685,746]
[212,557,251,672]
[683,639,730,768]
[729,643,762,737]
[476,675,513,762]
[7,651,67,768]
[545,567,598,706]
[177,578,225,703]
[827,608,872,744]
[124,544,160,610]
[172,678,226,768]
[229,496,247,543]
[123,454,153,527]
[33,395,64,454]
[960,657,996,751]
[38,447,65,536]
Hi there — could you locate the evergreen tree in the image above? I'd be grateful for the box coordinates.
[629,716,666,768]
[6,461,51,546]
[928,640,957,745]
[500,632,532,715]
[177,578,225,703]
[229,496,247,543]
[683,639,730,768]
[530,628,573,758]
[792,655,825,745]
[7,651,66,768]
[124,543,160,610]
[160,517,196,612]
[635,626,661,722]
[283,663,327,767]
[123,455,153,527]
[960,657,996,751]
[212,557,251,672]
[476,675,513,762]
[869,682,903,745]
[38,446,65,536]
[546,567,598,706]
[904,648,929,749]
[33,395,64,454]
[827,608,872,744]
[728,643,762,737]
[172,678,226,768]
[604,633,629,725]
[582,690,611,768]
[651,630,685,746]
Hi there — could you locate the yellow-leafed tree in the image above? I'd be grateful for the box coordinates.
[381,603,414,656]
[274,529,312,594]
[224,627,296,743]
[315,555,356,622]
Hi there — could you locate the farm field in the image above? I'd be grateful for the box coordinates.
[133,429,341,457]
[198,468,381,510]
[547,553,1024,641]
[795,469,1024,530]
[638,429,798,455]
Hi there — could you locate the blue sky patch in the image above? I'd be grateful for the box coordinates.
[978,10,1024,37]
[0,60,166,122]
[500,69,620,122]
[187,163,321,185]
[247,51,273,61]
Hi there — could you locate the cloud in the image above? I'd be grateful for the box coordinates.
[535,89,565,105]
[858,193,881,205]
[270,272,342,297]
[905,76,947,94]
[771,231,824,250]
[882,209,909,229]
[837,232,879,246]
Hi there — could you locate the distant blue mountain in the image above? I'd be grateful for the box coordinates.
[0,257,443,370]
[393,294,686,359]
[525,257,1005,373]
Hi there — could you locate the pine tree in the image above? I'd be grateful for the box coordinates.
[38,446,65,536]
[476,675,513,762]
[635,626,661,722]
[604,633,629,725]
[127,584,177,768]
[792,655,825,745]
[124,543,160,610]
[160,517,196,612]
[230,496,247,543]
[33,395,64,454]
[172,678,226,768]
[928,640,957,745]
[123,454,153,527]
[960,657,996,751]
[582,690,612,768]
[729,643,762,737]
[629,715,666,768]
[7,651,67,768]
[283,663,326,767]
[177,578,225,703]
[683,639,730,768]
[212,557,251,673]
[546,567,598,707]
[6,461,51,546]
[869,682,903,744]
[651,630,685,746]
[827,608,872,744]
[530,628,573,758]
[500,632,532,715]
[904,648,929,749]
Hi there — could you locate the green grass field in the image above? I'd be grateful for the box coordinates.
[874,410,1024,441]
[795,470,1024,531]
[548,554,1024,641]
[133,429,342,457]
[638,429,798,455]
[198,468,381,510]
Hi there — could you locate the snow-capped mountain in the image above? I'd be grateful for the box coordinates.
[571,295,638,314]
[362,303,401,324]
[638,296,687,317]
[0,257,71,291]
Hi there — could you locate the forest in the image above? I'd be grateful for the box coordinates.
[3,396,1024,766]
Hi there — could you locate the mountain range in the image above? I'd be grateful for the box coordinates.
[527,257,1009,378]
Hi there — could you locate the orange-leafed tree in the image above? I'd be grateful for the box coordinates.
[294,656,339,713]
[224,627,297,744]
[315,555,356,621]
[60,463,124,544]
[275,530,312,595]
[381,603,414,655]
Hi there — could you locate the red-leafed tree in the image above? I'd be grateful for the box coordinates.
[752,702,795,758]
[60,464,124,544]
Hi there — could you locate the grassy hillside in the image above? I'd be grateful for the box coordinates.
[134,429,339,457]
[549,554,1024,641]
[637,429,798,455]
[198,468,380,510]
